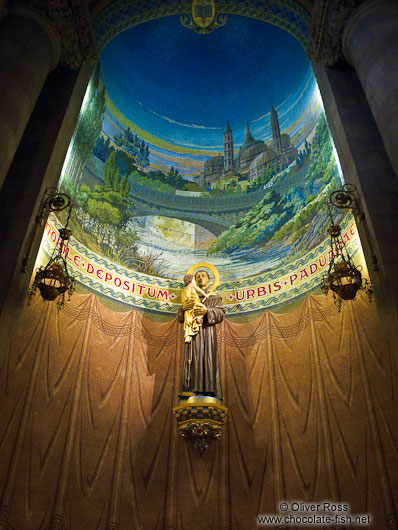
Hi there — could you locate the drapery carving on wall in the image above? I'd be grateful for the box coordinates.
[0,293,397,529]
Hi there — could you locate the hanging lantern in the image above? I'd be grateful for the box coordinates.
[320,189,372,311]
[27,198,75,310]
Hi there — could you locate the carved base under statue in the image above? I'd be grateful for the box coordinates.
[173,395,228,454]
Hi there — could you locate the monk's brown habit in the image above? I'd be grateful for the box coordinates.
[177,293,225,400]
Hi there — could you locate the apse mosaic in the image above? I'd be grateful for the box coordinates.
[50,3,358,313]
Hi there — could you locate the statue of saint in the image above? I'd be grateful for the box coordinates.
[177,267,225,400]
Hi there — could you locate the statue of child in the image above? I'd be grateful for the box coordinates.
[182,273,209,343]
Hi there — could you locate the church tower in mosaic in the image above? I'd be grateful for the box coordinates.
[270,104,282,151]
[223,121,234,171]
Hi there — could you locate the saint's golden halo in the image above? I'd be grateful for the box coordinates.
[186,262,220,293]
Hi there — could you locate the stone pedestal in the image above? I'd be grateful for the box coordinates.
[173,396,228,454]
[0,8,60,187]
[343,0,398,178]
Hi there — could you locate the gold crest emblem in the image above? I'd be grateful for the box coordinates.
[192,0,216,29]
[180,0,227,34]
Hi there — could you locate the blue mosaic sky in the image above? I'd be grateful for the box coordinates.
[100,14,316,152]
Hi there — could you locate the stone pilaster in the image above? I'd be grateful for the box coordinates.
[306,0,364,66]
[313,63,398,352]
[0,8,60,186]
[0,1,97,186]
[8,0,97,69]
[342,0,398,179]
[0,0,97,351]
[0,63,93,356]
[308,0,398,350]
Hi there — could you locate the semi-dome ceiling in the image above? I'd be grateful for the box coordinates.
[50,1,355,314]
[99,15,314,156]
